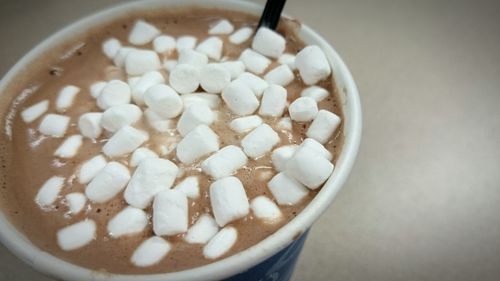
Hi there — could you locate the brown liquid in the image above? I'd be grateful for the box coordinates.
[0,8,343,274]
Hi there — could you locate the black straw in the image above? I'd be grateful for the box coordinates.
[257,0,287,30]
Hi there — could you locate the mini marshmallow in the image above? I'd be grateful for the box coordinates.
[54,135,83,158]
[221,81,259,116]
[302,138,333,160]
[124,158,179,209]
[219,61,245,79]
[196,36,223,60]
[65,193,86,214]
[210,176,249,226]
[252,27,286,59]
[306,110,341,144]
[169,64,200,94]
[271,145,299,172]
[181,93,221,110]
[35,176,64,207]
[57,220,96,251]
[174,176,199,199]
[259,85,287,117]
[250,196,283,223]
[113,47,135,68]
[131,71,165,106]
[184,214,219,244]
[102,38,121,59]
[55,85,80,112]
[153,190,188,236]
[131,237,171,267]
[163,59,178,72]
[229,115,262,134]
[301,86,329,102]
[103,126,148,157]
[268,172,309,205]
[85,162,130,203]
[295,45,332,85]
[239,49,271,75]
[201,145,247,179]
[107,206,148,238]
[241,124,280,159]
[285,146,334,189]
[101,104,142,133]
[38,114,70,138]
[200,64,231,93]
[90,81,106,98]
[177,104,215,136]
[288,97,318,122]
[144,108,175,133]
[278,53,296,70]
[209,19,234,35]
[153,35,176,53]
[264,65,294,87]
[97,80,131,110]
[78,154,107,184]
[277,117,292,131]
[21,100,48,123]
[234,72,269,98]
[130,147,158,167]
[176,36,197,51]
[229,27,253,45]
[128,20,161,45]
[203,226,237,259]
[125,49,161,76]
[178,49,208,67]
[176,125,219,164]
[144,84,183,118]
[78,112,103,139]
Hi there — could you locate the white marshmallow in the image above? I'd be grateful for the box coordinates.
[219,61,245,79]
[184,214,219,244]
[78,154,107,184]
[103,126,148,158]
[131,237,171,267]
[239,49,271,75]
[144,108,175,133]
[181,93,221,110]
[57,220,96,251]
[288,97,318,122]
[203,226,237,259]
[200,64,231,93]
[259,85,287,117]
[125,49,161,76]
[38,114,70,138]
[124,158,179,209]
[221,81,259,116]
[21,100,48,123]
[209,19,234,35]
[210,176,249,226]
[278,53,296,70]
[301,86,329,102]
[144,84,183,118]
[54,135,83,158]
[306,110,341,144]
[55,85,80,112]
[35,176,64,207]
[169,64,200,94]
[78,112,103,139]
[128,20,161,45]
[129,77,141,88]
[277,117,292,131]
[107,206,148,238]
[163,59,178,72]
[113,47,135,68]
[176,36,197,51]
[102,38,121,59]
[153,190,188,236]
[252,27,286,59]
[97,80,131,110]
[285,146,334,189]
[295,45,332,85]
[178,49,208,67]
[177,104,215,136]
[176,125,219,164]
[268,172,309,205]
[130,147,158,167]
[131,71,165,106]
[271,145,299,172]
[229,27,253,45]
[201,145,247,179]
[264,64,294,87]
[250,196,283,223]
[229,115,262,134]
[90,81,107,99]
[196,36,223,60]
[85,162,130,203]
[241,124,280,159]
[153,35,176,53]
[101,104,142,133]
[234,72,269,98]
[174,176,199,199]
[302,138,333,160]
[65,193,86,214]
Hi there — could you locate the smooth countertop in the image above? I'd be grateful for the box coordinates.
[1,0,500,280]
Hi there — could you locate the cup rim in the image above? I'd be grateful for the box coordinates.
[0,0,362,280]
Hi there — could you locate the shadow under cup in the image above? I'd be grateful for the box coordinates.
[0,1,362,280]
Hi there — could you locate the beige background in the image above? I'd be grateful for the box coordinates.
[1,0,500,280]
